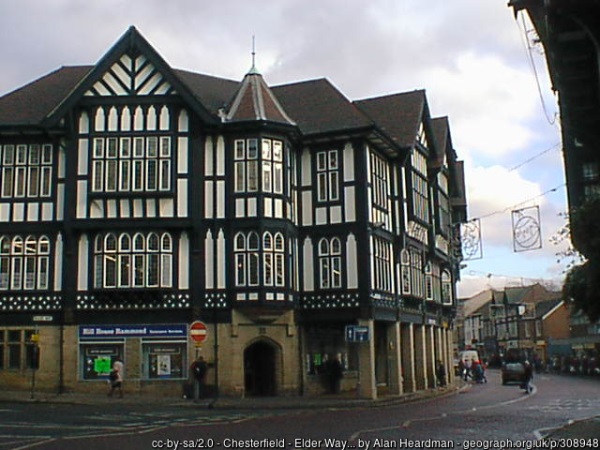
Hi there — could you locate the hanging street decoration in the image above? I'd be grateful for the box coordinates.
[461,219,483,261]
[512,206,542,253]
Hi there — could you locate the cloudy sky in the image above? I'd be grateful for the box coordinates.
[0,0,570,298]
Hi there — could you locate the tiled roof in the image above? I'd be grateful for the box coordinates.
[504,286,531,304]
[0,66,92,127]
[272,78,373,136]
[354,90,426,148]
[173,69,239,116]
[431,117,449,169]
[536,298,564,319]
[0,25,429,144]
[225,71,295,125]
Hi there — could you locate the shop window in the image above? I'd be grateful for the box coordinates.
[143,342,186,379]
[80,344,124,380]
[0,329,38,371]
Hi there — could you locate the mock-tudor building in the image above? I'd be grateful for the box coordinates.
[0,27,467,398]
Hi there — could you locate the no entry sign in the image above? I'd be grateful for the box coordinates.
[190,321,208,344]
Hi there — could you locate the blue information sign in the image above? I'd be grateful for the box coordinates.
[345,325,370,342]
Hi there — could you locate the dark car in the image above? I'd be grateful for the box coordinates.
[501,362,525,385]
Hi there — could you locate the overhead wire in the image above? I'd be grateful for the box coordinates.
[475,183,565,221]
[517,11,558,125]
[506,142,560,173]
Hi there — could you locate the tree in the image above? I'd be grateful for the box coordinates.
[563,261,600,322]
[562,199,600,322]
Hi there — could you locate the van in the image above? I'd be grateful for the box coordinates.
[459,350,479,366]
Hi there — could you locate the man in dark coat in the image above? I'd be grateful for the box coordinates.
[191,356,208,401]
[522,360,533,394]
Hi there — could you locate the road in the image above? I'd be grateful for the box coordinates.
[1,369,599,450]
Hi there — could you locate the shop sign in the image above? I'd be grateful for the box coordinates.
[79,324,187,339]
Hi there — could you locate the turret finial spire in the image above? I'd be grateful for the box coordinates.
[249,35,259,74]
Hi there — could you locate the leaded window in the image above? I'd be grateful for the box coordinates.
[0,329,38,371]
[316,150,340,202]
[93,232,173,289]
[373,237,392,292]
[424,262,433,300]
[234,231,285,288]
[441,270,452,305]
[234,231,259,287]
[371,152,389,210]
[318,237,342,289]
[0,235,50,291]
[234,138,284,194]
[438,172,451,234]
[91,136,171,193]
[1,144,53,199]
[400,249,411,295]
[410,250,424,298]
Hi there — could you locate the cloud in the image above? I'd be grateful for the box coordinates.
[0,0,571,301]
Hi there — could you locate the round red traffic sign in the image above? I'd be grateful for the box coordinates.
[190,320,208,343]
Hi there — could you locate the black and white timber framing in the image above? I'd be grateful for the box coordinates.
[0,27,467,398]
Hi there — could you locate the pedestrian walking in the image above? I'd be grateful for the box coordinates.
[107,360,124,398]
[522,360,533,394]
[191,356,208,401]
[325,355,344,394]
[436,360,447,387]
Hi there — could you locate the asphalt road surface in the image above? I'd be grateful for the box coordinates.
[1,369,599,450]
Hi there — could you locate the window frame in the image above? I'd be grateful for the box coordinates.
[93,231,174,289]
[91,136,172,194]
[0,144,53,199]
[316,150,340,203]
[0,235,51,292]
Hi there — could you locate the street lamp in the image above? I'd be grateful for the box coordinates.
[517,304,526,360]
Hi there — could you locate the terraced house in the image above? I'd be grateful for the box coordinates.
[0,27,467,399]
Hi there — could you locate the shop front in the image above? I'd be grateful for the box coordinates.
[78,324,189,396]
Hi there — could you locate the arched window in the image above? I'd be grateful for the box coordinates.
[233,231,286,289]
[274,233,285,286]
[424,261,433,301]
[161,233,173,287]
[410,250,424,298]
[234,231,260,287]
[93,231,173,289]
[442,270,453,305]
[247,232,259,286]
[0,235,51,291]
[318,237,342,289]
[263,232,273,285]
[400,249,411,295]
[234,232,246,286]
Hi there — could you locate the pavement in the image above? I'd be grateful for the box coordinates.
[1,382,599,442]
[0,382,464,410]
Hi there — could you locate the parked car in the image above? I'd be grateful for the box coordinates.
[501,362,525,385]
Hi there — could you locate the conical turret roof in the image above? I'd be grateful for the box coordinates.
[225,67,295,125]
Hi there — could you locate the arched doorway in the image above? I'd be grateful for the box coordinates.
[244,340,278,396]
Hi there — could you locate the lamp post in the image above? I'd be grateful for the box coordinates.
[517,304,526,361]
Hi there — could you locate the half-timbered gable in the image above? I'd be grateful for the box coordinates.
[0,27,467,399]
